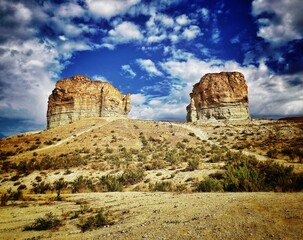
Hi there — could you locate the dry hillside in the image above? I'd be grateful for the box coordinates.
[0,117,303,239]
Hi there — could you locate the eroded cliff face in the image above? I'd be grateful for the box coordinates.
[187,72,249,121]
[47,75,131,129]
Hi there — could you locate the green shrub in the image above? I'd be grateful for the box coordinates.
[53,179,68,200]
[0,189,24,205]
[71,176,95,193]
[149,181,174,192]
[197,177,223,192]
[31,181,51,194]
[267,149,278,158]
[176,142,185,149]
[80,211,113,232]
[281,147,303,161]
[222,152,303,192]
[0,193,9,206]
[23,213,60,231]
[120,168,145,186]
[98,175,122,192]
[187,158,199,171]
[209,153,225,163]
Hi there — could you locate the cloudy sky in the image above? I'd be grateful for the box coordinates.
[0,0,303,137]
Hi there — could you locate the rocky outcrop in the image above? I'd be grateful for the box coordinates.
[187,72,249,122]
[47,74,131,129]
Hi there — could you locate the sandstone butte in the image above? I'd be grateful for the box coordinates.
[187,72,250,122]
[47,74,131,129]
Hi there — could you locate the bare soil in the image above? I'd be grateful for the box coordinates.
[0,192,302,240]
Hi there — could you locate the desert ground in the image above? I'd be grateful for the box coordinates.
[0,192,302,240]
[0,117,302,239]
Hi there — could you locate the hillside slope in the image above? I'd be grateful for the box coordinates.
[0,117,302,239]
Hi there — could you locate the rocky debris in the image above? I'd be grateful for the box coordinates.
[187,72,249,122]
[47,74,131,129]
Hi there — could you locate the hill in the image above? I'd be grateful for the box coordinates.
[0,117,303,239]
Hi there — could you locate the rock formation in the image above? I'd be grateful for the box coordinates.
[47,74,131,129]
[186,72,249,122]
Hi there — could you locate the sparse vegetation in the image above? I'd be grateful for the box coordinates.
[23,213,61,231]
[53,178,68,200]
[149,181,174,192]
[214,152,303,192]
[98,175,123,192]
[79,210,113,232]
[120,168,145,186]
[197,177,223,192]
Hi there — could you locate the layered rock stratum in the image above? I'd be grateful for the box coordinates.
[187,72,249,121]
[47,74,131,129]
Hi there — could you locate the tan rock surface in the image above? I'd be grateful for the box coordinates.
[47,75,130,129]
[187,72,249,121]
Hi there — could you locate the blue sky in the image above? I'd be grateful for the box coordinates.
[0,0,303,137]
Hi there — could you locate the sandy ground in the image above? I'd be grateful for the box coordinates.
[0,192,302,240]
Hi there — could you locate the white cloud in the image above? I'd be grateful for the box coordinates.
[0,39,60,124]
[144,12,172,44]
[182,25,201,40]
[59,35,68,41]
[57,3,84,18]
[158,14,174,27]
[131,93,147,105]
[92,75,110,82]
[252,0,303,45]
[0,1,99,133]
[176,14,190,26]
[143,11,200,44]
[147,34,167,43]
[129,94,186,121]
[107,21,143,46]
[137,59,163,76]
[122,65,137,78]
[200,8,209,21]
[212,28,221,43]
[86,0,141,19]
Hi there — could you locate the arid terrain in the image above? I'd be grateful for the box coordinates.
[0,117,303,239]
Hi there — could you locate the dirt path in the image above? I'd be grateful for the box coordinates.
[35,119,114,153]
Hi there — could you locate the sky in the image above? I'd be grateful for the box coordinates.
[0,0,303,137]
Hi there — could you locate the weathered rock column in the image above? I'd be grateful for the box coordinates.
[186,72,250,122]
[47,74,131,129]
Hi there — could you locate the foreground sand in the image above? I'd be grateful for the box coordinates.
[0,192,302,240]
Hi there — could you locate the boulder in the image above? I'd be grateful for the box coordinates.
[47,74,131,128]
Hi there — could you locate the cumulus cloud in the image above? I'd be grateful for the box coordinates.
[176,14,190,26]
[0,39,60,124]
[0,0,98,133]
[57,2,85,18]
[86,0,141,19]
[252,0,303,45]
[144,11,201,44]
[92,75,110,82]
[105,21,143,47]
[121,65,137,78]
[182,25,201,40]
[137,59,163,76]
